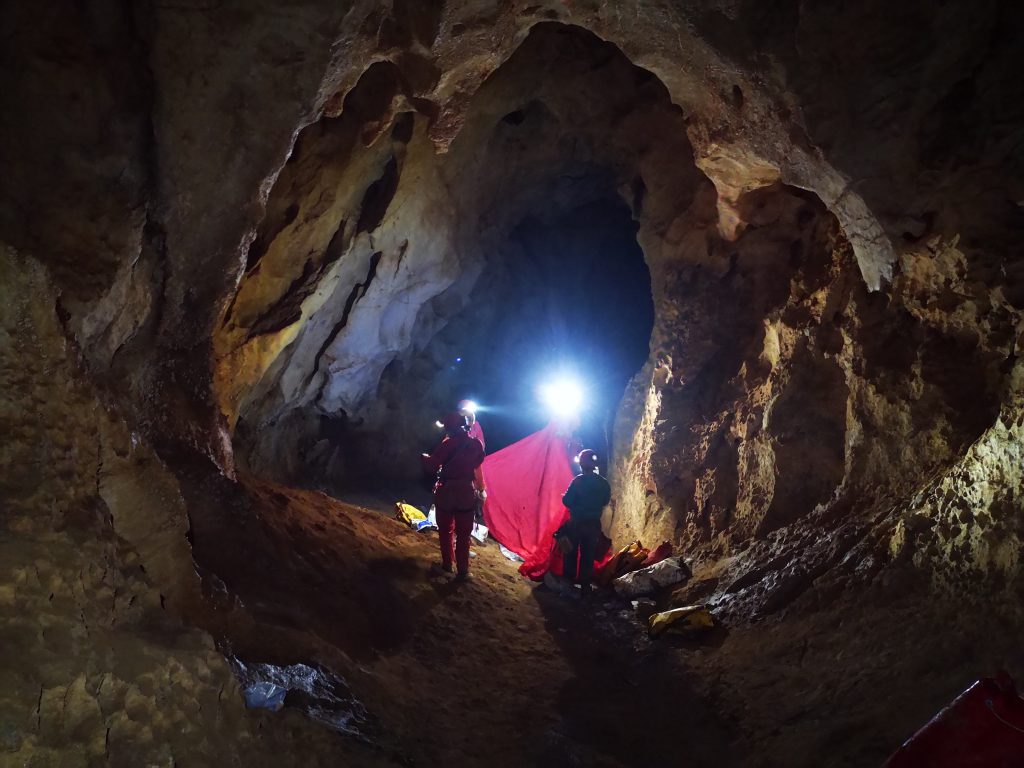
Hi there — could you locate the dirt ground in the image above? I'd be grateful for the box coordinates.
[183,475,1024,768]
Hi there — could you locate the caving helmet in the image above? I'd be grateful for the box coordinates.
[441,411,469,433]
[457,399,478,424]
[577,449,599,473]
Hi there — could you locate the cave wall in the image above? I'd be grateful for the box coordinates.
[223,22,703,490]
[7,0,1018,485]
[0,247,378,766]
[2,0,1024,761]
[610,176,1022,614]
[203,0,1024,623]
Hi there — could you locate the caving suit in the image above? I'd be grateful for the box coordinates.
[561,471,611,589]
[467,420,487,521]
[422,430,485,575]
[467,420,485,452]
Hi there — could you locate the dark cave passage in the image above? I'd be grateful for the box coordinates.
[417,196,654,461]
[230,22,699,494]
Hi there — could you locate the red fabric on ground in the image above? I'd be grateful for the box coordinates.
[482,423,611,581]
[884,674,1024,766]
[641,541,673,568]
[520,512,571,581]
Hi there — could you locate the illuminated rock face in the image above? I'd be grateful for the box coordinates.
[0,248,383,766]
[1,0,1023,764]
[228,23,696,488]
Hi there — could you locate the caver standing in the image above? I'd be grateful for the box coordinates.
[457,399,488,520]
[559,448,611,597]
[421,412,486,581]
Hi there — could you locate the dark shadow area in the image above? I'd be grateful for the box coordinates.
[530,586,740,767]
[181,469,455,662]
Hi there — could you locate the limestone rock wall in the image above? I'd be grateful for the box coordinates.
[222,22,699,488]
[893,393,1024,595]
[610,174,1023,612]
[0,247,387,765]
[190,4,1022,577]
[5,0,1017,485]
[0,247,201,617]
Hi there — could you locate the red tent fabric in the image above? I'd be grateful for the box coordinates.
[481,423,576,580]
[884,673,1024,767]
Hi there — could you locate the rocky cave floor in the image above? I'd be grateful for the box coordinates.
[186,476,1024,768]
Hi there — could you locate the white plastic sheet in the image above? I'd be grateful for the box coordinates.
[471,522,489,543]
[499,543,524,562]
[613,557,690,598]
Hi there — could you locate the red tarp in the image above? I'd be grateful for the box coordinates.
[884,673,1024,767]
[481,423,577,580]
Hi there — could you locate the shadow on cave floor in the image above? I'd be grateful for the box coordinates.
[183,471,741,767]
[529,587,739,767]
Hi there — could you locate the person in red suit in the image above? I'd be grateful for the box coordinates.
[457,399,488,521]
[421,412,485,581]
[458,399,485,451]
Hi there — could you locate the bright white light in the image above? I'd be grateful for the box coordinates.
[461,400,478,414]
[539,378,584,416]
[434,420,445,429]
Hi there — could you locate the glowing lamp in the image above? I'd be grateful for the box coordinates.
[434,420,445,429]
[539,377,584,417]
[460,400,478,415]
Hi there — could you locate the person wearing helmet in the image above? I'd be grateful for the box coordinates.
[456,399,488,521]
[421,412,486,581]
[559,449,612,597]
[457,399,485,452]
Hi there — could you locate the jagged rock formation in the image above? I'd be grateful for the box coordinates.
[0,248,388,766]
[2,1,1023,765]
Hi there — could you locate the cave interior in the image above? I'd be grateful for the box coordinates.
[2,3,1024,767]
